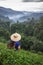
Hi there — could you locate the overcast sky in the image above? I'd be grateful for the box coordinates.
[0,0,43,12]
[0,0,43,2]
[23,0,43,2]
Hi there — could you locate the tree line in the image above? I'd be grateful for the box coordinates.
[0,16,43,52]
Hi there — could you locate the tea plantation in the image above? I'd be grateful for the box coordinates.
[0,43,43,65]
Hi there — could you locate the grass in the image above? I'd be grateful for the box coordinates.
[0,42,43,65]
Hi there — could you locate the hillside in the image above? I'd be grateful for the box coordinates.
[0,7,43,22]
[0,43,43,65]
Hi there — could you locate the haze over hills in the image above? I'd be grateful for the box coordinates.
[0,7,43,22]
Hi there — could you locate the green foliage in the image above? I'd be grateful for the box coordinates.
[21,36,43,52]
[30,37,43,52]
[0,20,10,41]
[34,17,43,41]
[0,16,43,52]
[0,20,10,31]
[0,16,43,65]
[21,36,33,50]
[0,28,10,40]
[0,43,43,65]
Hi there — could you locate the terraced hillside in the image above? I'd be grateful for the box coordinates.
[0,43,43,65]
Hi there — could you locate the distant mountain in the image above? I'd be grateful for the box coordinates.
[0,7,43,22]
[0,14,10,21]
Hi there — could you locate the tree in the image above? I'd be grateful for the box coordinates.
[34,17,43,41]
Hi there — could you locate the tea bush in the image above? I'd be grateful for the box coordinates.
[0,43,43,65]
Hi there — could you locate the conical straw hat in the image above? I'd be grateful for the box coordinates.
[10,33,21,42]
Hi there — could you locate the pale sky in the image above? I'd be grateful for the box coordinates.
[23,0,43,2]
[0,0,43,12]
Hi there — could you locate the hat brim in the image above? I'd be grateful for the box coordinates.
[10,33,21,42]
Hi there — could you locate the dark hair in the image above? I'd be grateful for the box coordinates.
[7,40,15,49]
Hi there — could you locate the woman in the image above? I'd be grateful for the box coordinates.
[10,32,21,50]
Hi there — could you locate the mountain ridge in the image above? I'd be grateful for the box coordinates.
[0,7,43,22]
